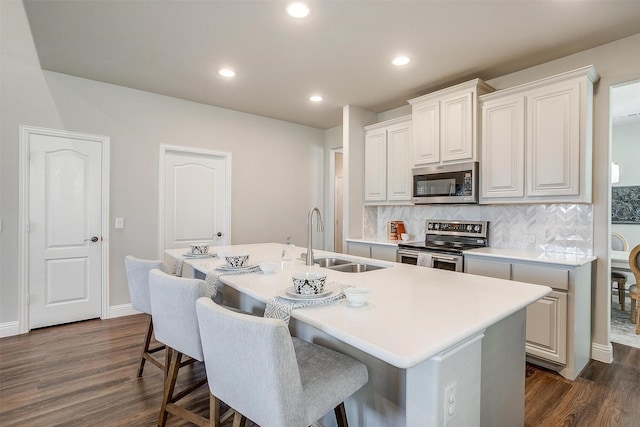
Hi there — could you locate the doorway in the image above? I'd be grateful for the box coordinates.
[158,145,231,259]
[609,80,640,348]
[18,126,110,332]
[333,150,344,253]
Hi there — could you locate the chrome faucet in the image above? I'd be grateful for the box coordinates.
[306,207,324,266]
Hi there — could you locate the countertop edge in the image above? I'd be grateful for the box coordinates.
[463,247,597,267]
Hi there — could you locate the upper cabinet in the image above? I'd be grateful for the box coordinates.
[480,66,599,204]
[364,116,412,204]
[408,79,494,167]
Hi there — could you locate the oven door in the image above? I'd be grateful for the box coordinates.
[397,249,418,265]
[431,253,463,272]
[398,249,463,272]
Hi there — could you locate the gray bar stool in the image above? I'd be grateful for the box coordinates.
[195,296,369,427]
[149,269,234,427]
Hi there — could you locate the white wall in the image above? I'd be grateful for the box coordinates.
[0,0,325,323]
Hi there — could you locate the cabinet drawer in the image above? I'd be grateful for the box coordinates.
[465,258,511,280]
[512,264,569,291]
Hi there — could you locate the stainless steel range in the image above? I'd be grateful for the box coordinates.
[397,220,489,272]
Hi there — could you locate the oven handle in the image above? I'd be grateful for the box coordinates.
[431,254,457,261]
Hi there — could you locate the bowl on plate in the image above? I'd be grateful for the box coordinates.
[343,287,371,307]
[259,262,277,274]
[190,243,210,254]
[292,272,326,295]
[225,253,249,268]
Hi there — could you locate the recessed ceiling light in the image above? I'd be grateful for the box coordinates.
[309,95,323,102]
[287,2,310,18]
[218,68,236,78]
[392,56,411,66]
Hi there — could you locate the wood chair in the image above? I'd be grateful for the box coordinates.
[195,296,369,427]
[611,232,629,310]
[628,245,640,335]
[149,269,233,427]
[124,256,166,377]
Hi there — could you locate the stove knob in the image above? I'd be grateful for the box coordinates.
[434,223,439,229]
[467,225,472,231]
[474,225,481,232]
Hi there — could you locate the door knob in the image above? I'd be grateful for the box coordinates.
[85,236,99,242]
[216,232,223,237]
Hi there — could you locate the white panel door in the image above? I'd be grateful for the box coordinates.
[29,135,103,328]
[441,91,473,162]
[386,121,412,201]
[163,149,230,250]
[411,99,440,166]
[481,95,525,198]
[364,129,387,202]
[526,81,580,196]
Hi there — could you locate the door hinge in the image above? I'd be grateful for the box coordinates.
[26,294,30,305]
[26,223,31,232]
[27,151,31,160]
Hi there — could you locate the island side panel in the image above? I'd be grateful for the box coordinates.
[481,309,526,426]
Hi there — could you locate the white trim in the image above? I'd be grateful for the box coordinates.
[157,144,232,259]
[591,342,614,364]
[0,321,21,338]
[109,303,141,318]
[18,126,111,332]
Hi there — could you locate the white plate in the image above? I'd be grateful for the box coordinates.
[340,300,373,309]
[282,286,334,300]
[217,264,258,271]
[183,253,216,258]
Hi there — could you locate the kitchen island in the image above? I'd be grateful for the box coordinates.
[166,243,551,427]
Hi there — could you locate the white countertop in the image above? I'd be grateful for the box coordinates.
[166,243,550,369]
[463,247,597,267]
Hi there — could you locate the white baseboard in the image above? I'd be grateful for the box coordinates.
[0,305,139,338]
[591,342,614,363]
[0,321,21,338]
[108,303,141,319]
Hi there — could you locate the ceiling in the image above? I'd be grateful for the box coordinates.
[23,0,640,130]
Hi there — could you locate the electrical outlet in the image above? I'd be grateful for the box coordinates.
[115,218,124,229]
[444,382,456,425]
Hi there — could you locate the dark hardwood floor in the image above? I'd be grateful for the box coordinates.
[1,314,639,426]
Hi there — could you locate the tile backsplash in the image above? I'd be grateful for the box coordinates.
[364,204,593,256]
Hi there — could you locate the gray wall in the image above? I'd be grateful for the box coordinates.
[1,1,324,323]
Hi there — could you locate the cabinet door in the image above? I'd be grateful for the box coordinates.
[347,242,371,258]
[364,129,387,201]
[526,80,580,197]
[481,96,525,198]
[411,99,440,166]
[525,291,568,365]
[386,122,412,201]
[371,245,398,262]
[441,91,473,162]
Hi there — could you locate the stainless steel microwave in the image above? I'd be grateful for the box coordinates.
[412,161,478,204]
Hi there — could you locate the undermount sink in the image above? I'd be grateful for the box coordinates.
[314,257,387,273]
[314,257,352,268]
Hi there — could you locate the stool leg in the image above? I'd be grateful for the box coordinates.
[631,298,637,325]
[637,304,640,335]
[619,282,626,311]
[137,315,154,377]
[334,402,348,427]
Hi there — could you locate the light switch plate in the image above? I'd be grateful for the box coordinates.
[115,218,124,229]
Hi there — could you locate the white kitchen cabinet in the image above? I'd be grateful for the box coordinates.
[480,65,599,203]
[364,116,411,204]
[408,79,493,167]
[464,254,593,380]
[346,240,398,262]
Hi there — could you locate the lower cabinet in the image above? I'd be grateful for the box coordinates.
[465,255,593,380]
[346,241,398,262]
